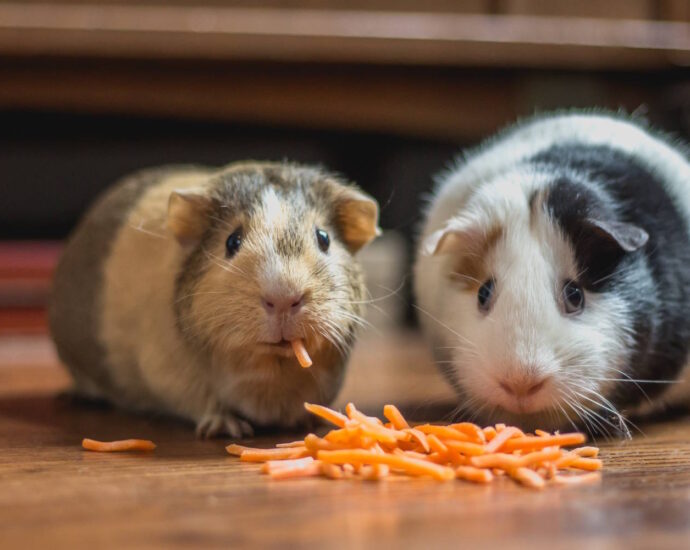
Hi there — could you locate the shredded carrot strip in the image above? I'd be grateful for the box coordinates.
[404,428,430,453]
[470,453,520,470]
[444,440,486,456]
[291,338,312,368]
[304,402,348,428]
[482,426,497,441]
[456,466,494,484]
[426,434,449,455]
[501,433,586,452]
[484,426,522,453]
[572,446,600,458]
[416,424,471,442]
[567,457,603,471]
[238,447,308,462]
[515,448,562,468]
[224,402,601,489]
[383,404,410,430]
[553,472,602,485]
[318,449,455,481]
[276,440,307,448]
[450,423,486,444]
[82,438,156,452]
[511,467,546,489]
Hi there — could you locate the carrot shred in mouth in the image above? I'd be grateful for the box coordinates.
[291,339,312,368]
[225,402,603,488]
[82,438,156,452]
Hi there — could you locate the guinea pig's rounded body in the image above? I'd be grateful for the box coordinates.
[50,162,379,437]
[414,111,690,434]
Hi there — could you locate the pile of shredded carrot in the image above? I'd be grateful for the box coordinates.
[226,403,602,488]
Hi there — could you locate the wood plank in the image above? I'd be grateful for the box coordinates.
[0,332,688,548]
[0,61,668,141]
[0,3,688,68]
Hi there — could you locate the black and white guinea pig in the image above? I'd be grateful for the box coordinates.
[414,111,690,436]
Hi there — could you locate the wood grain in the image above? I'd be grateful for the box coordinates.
[0,332,689,549]
[0,3,688,68]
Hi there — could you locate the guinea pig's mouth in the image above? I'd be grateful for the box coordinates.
[258,339,295,357]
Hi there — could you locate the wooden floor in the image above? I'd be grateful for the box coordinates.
[1,331,689,549]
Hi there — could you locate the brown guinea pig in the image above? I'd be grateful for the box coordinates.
[49,161,380,437]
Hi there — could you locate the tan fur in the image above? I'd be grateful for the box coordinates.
[52,161,378,436]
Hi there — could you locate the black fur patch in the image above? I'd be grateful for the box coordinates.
[535,144,690,409]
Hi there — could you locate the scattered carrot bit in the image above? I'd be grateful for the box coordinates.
[304,403,348,428]
[456,466,493,484]
[225,402,602,488]
[291,338,312,368]
[82,438,156,452]
[553,472,602,486]
[383,404,410,430]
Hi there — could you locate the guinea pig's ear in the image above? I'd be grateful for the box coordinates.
[167,188,213,245]
[421,218,481,256]
[584,218,649,252]
[334,188,381,253]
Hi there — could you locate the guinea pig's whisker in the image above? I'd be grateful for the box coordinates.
[128,221,167,239]
[413,303,478,350]
[603,365,653,404]
[202,250,251,279]
[347,278,408,306]
[592,378,679,384]
[174,290,233,304]
[569,387,636,438]
[590,262,638,287]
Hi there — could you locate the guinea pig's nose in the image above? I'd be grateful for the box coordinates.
[498,376,548,398]
[261,293,305,315]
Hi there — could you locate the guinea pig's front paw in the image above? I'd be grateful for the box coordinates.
[196,411,254,439]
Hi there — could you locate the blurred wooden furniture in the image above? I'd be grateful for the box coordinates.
[0,0,688,141]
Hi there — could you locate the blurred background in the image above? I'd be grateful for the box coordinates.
[0,0,688,352]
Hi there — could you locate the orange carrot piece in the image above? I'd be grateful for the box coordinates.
[404,428,430,453]
[515,448,562,468]
[226,443,257,456]
[553,472,602,485]
[383,404,410,430]
[426,434,449,455]
[82,438,156,452]
[291,338,312,368]
[416,424,471,442]
[444,440,486,456]
[567,457,603,471]
[483,426,497,441]
[304,402,348,428]
[511,467,546,489]
[317,449,455,481]
[276,440,307,448]
[346,405,409,444]
[239,447,308,462]
[483,426,522,453]
[535,429,551,437]
[265,457,322,480]
[501,433,586,452]
[320,462,344,479]
[572,446,600,458]
[470,453,520,470]
[456,466,494,484]
[450,422,486,444]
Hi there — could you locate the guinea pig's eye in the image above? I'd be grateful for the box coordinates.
[477,278,495,312]
[225,229,242,258]
[316,228,330,253]
[562,279,585,315]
